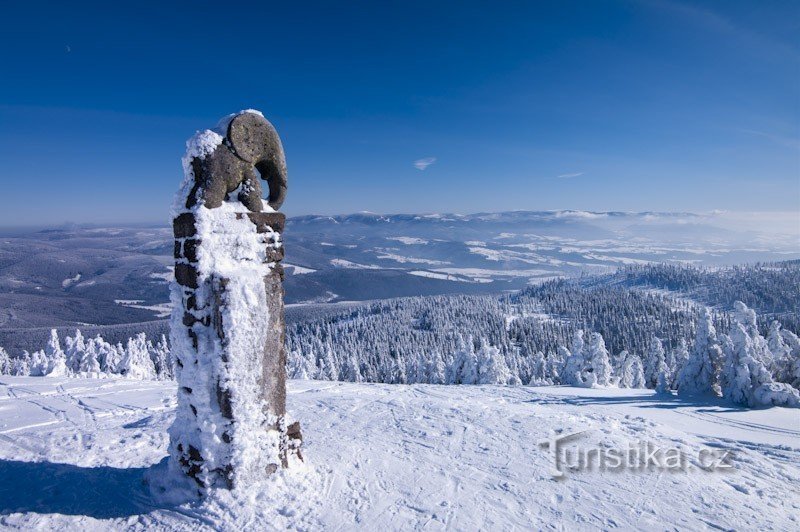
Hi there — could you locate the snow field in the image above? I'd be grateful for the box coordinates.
[0,377,798,530]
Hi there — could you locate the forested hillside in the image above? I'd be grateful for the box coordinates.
[4,261,799,408]
[601,261,800,331]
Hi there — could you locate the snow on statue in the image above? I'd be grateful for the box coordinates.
[163,110,301,494]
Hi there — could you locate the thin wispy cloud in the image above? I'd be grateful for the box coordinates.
[739,129,800,150]
[557,172,584,179]
[414,157,436,171]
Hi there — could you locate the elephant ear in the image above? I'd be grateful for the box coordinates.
[227,112,280,164]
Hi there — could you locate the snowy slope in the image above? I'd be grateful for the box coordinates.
[0,377,798,530]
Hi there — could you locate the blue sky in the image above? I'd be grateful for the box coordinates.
[0,0,797,225]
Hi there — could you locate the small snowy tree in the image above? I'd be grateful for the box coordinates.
[78,339,101,375]
[64,329,86,374]
[150,335,172,380]
[562,330,591,387]
[44,329,68,376]
[667,339,689,387]
[678,309,721,396]
[447,336,478,385]
[619,352,646,388]
[476,339,511,385]
[12,352,31,376]
[343,354,363,383]
[118,333,157,380]
[29,350,49,376]
[722,322,800,408]
[767,321,795,386]
[778,328,800,389]
[288,348,315,380]
[95,336,121,374]
[424,351,446,384]
[586,332,613,386]
[643,337,666,389]
[549,346,569,384]
[655,364,672,395]
[0,347,10,375]
[527,350,548,385]
[733,301,772,367]
[320,344,339,381]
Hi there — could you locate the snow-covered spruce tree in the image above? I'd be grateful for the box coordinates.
[44,330,68,377]
[549,346,569,384]
[767,321,797,387]
[388,353,407,384]
[78,338,101,375]
[527,350,548,385]
[562,330,590,387]
[504,349,523,386]
[655,363,672,394]
[64,329,86,374]
[288,349,315,380]
[678,309,721,396]
[586,332,613,387]
[12,352,31,376]
[150,335,173,380]
[119,333,157,380]
[476,339,511,385]
[733,301,772,367]
[343,354,363,383]
[424,351,446,384]
[619,352,646,388]
[320,344,339,381]
[778,328,800,389]
[29,350,48,376]
[446,336,478,385]
[616,350,631,387]
[96,336,121,374]
[0,347,10,375]
[668,339,689,389]
[610,352,626,382]
[643,337,666,389]
[722,322,800,408]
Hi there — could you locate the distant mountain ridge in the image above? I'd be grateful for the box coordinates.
[0,209,796,330]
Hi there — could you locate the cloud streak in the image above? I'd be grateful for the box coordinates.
[414,157,436,171]
[557,172,584,179]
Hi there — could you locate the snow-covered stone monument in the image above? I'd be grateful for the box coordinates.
[169,110,301,491]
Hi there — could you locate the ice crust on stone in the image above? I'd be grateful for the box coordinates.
[168,119,287,491]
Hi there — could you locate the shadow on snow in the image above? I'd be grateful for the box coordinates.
[0,458,166,519]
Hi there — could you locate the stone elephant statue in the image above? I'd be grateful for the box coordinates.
[186,111,288,212]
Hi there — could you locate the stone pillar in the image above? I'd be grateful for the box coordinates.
[169,111,300,492]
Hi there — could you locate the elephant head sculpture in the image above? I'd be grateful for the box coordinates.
[186,111,288,212]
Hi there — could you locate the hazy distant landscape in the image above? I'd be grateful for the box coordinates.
[1,210,796,332]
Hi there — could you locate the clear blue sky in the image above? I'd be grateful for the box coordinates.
[0,0,797,225]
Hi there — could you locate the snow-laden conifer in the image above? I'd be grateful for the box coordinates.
[0,347,10,375]
[643,337,665,389]
[119,333,157,380]
[587,332,613,386]
[678,309,720,396]
[64,330,86,374]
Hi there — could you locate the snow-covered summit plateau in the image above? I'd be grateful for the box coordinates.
[0,377,797,530]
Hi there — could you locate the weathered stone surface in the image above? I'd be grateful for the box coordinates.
[245,211,286,234]
[185,112,288,212]
[261,270,287,422]
[173,213,197,238]
[183,239,200,263]
[266,246,284,263]
[175,263,198,288]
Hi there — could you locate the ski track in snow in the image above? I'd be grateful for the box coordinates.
[0,377,798,530]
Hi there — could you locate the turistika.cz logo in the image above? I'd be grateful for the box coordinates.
[538,430,735,479]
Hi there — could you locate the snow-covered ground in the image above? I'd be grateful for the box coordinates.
[0,377,798,530]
